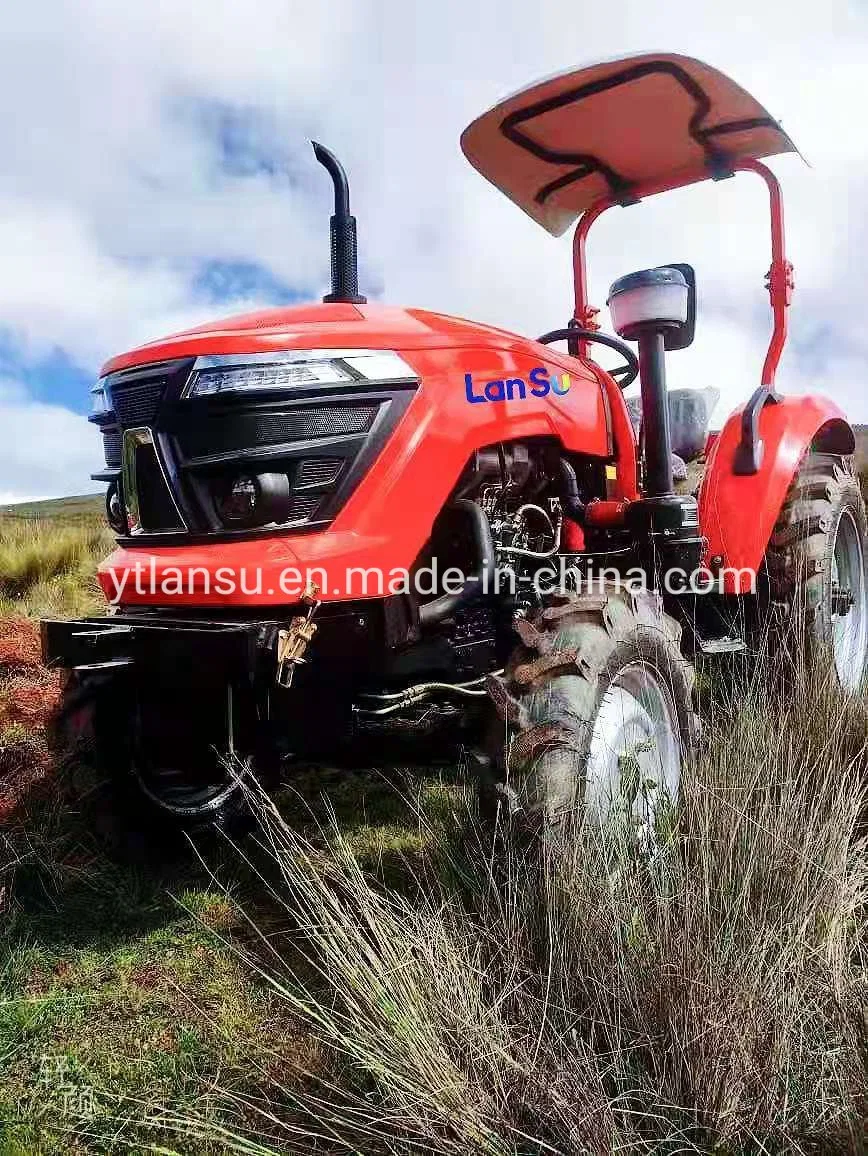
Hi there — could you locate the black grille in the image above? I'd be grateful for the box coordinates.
[102,367,416,540]
[286,495,321,523]
[111,379,166,428]
[101,427,122,469]
[181,405,377,459]
[134,443,184,532]
[294,457,343,489]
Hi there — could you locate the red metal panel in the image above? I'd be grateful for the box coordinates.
[97,316,619,608]
[699,395,851,592]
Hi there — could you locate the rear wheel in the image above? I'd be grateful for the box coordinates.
[765,452,868,692]
[51,670,273,858]
[483,585,698,835]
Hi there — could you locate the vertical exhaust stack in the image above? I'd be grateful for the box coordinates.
[312,141,367,305]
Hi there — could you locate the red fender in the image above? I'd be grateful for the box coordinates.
[699,395,854,593]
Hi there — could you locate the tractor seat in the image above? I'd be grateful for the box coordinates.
[625,386,719,462]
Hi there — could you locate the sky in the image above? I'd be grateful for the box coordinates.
[1,0,867,502]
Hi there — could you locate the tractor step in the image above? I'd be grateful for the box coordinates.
[74,659,135,672]
[695,636,746,655]
[670,601,747,656]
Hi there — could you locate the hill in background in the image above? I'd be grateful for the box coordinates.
[0,493,103,520]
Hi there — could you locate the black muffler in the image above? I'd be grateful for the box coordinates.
[312,141,367,305]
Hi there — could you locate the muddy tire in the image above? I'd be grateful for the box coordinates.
[765,453,868,692]
[483,585,698,831]
[50,670,267,859]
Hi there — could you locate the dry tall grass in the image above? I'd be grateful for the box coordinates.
[0,513,111,618]
[156,659,868,1156]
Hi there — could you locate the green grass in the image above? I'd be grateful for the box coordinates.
[0,514,112,619]
[0,892,276,1153]
[0,762,451,1154]
[170,672,868,1156]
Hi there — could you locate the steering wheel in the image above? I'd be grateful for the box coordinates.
[537,327,639,389]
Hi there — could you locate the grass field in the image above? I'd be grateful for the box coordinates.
[1,488,867,1154]
[0,498,111,620]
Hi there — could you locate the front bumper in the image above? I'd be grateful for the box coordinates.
[41,615,275,684]
[41,599,392,684]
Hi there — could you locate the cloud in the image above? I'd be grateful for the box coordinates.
[0,379,101,502]
[0,0,866,500]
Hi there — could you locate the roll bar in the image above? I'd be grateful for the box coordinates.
[571,158,793,391]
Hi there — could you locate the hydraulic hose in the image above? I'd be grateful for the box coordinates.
[559,458,586,522]
[418,498,496,627]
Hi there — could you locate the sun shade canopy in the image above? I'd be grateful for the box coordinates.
[460,53,798,236]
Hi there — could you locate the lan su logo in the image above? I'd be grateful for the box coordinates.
[464,366,571,404]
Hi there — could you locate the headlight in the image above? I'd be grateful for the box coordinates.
[216,472,292,528]
[90,380,110,415]
[183,350,414,398]
[105,479,127,534]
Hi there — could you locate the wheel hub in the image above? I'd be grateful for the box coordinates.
[830,508,868,692]
[585,661,681,836]
[830,582,854,617]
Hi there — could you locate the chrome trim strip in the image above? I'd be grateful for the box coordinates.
[122,426,188,536]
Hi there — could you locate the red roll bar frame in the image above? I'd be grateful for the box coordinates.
[571,158,793,389]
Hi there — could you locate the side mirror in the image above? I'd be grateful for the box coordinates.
[663,262,696,351]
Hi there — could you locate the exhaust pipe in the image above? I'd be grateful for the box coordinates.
[311,141,367,305]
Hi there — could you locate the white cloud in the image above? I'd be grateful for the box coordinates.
[0,0,866,500]
[0,379,101,501]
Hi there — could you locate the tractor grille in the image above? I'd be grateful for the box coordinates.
[110,378,166,427]
[90,360,416,540]
[101,427,122,469]
[179,405,377,460]
[286,495,321,522]
[294,457,343,489]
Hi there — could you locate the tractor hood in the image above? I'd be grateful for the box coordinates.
[101,303,534,376]
[461,52,799,236]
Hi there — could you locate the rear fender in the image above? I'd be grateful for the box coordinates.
[699,394,854,593]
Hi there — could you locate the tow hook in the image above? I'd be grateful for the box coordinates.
[276,582,321,688]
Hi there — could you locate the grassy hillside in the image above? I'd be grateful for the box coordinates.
[0,494,103,521]
[0,511,111,620]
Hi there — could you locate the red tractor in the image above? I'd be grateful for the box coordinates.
[44,53,867,842]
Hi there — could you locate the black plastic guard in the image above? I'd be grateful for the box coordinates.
[733,385,780,475]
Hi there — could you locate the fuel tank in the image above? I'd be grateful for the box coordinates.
[95,302,628,607]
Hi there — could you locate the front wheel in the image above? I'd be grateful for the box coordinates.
[51,671,275,858]
[483,586,698,834]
